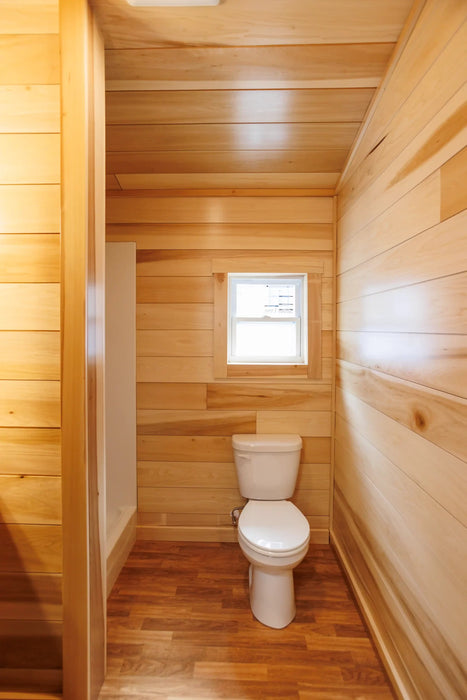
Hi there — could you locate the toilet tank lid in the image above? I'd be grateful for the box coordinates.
[232,434,302,452]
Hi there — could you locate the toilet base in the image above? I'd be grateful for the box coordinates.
[249,564,296,629]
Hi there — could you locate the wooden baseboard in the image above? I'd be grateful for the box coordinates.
[106,509,137,596]
[330,529,408,700]
[137,524,329,544]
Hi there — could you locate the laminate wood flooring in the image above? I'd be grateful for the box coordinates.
[99,542,395,699]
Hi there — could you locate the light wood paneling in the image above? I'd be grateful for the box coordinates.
[138,435,234,463]
[136,250,333,276]
[337,331,467,399]
[136,277,213,304]
[138,487,244,515]
[0,331,60,381]
[207,384,332,411]
[338,84,467,238]
[116,173,339,190]
[136,304,213,331]
[256,411,332,437]
[0,283,60,330]
[113,225,333,251]
[107,150,348,176]
[112,187,333,198]
[334,3,467,697]
[0,427,61,476]
[338,0,466,193]
[0,135,60,185]
[93,0,412,48]
[0,475,61,525]
[0,85,60,133]
[336,387,467,529]
[0,235,60,283]
[137,357,214,384]
[137,410,256,436]
[0,524,62,573]
[338,210,467,302]
[105,44,393,86]
[337,360,467,463]
[0,572,62,620]
[0,380,60,428]
[0,35,59,84]
[136,462,330,493]
[106,89,374,126]
[334,435,466,698]
[337,171,440,274]
[137,330,213,357]
[338,271,467,334]
[440,146,467,220]
[292,490,330,517]
[107,196,333,224]
[1,1,59,34]
[137,383,207,410]
[296,463,331,491]
[137,461,236,489]
[107,123,360,153]
[0,3,63,695]
[339,19,467,217]
[0,185,60,233]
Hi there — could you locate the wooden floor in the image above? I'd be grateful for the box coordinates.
[99,541,396,699]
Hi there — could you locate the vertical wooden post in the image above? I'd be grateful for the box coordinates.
[60,1,106,697]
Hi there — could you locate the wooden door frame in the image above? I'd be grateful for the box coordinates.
[60,1,106,697]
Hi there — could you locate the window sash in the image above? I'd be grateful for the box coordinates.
[228,274,307,364]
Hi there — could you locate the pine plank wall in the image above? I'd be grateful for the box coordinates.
[106,194,334,545]
[334,1,467,698]
[0,1,62,693]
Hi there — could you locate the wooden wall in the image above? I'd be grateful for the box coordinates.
[334,1,467,698]
[0,0,62,695]
[106,194,334,544]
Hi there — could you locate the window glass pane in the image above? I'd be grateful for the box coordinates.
[235,321,297,358]
[235,282,297,318]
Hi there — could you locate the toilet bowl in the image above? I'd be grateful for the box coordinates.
[232,434,310,629]
[238,499,310,628]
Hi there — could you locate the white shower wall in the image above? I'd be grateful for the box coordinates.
[105,242,137,590]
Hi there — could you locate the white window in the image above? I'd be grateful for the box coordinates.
[228,273,307,364]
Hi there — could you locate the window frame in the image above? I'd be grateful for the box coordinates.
[228,273,307,365]
[213,259,323,380]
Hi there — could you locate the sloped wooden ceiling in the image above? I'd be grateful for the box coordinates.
[90,0,415,192]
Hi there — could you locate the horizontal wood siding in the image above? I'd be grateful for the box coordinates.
[108,192,334,543]
[334,2,467,698]
[0,1,62,693]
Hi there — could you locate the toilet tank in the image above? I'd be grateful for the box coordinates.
[232,434,302,500]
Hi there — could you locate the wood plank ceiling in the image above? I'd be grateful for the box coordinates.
[90,0,415,192]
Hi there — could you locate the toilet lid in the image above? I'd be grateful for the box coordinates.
[239,500,310,554]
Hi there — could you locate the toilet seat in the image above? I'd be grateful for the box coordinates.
[238,500,310,558]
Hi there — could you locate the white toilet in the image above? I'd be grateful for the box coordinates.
[232,433,310,629]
